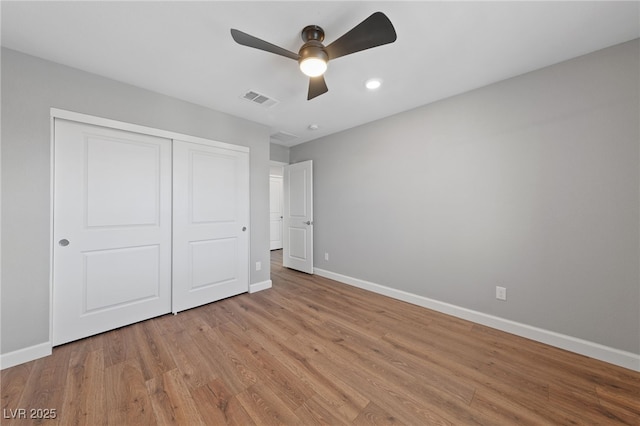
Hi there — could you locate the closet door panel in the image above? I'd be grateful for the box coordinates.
[53,119,172,345]
[172,140,249,313]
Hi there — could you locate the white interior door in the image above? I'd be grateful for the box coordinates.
[283,160,313,273]
[53,119,172,345]
[270,175,283,250]
[172,140,249,313]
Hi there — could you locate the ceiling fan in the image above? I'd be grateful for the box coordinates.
[230,12,397,100]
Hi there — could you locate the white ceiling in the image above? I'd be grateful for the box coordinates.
[2,1,638,147]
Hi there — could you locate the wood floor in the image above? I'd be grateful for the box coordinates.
[2,250,639,425]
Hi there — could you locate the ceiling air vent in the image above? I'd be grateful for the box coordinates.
[241,90,279,108]
[270,130,298,144]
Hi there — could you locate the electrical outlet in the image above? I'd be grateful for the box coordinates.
[256,261,261,271]
[496,286,507,301]
[325,252,329,261]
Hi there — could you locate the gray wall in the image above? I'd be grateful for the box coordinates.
[1,48,271,354]
[270,143,290,163]
[291,40,640,354]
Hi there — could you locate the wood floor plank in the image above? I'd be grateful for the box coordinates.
[214,321,316,411]
[226,295,299,341]
[57,349,106,426]
[382,329,594,425]
[13,345,72,426]
[324,318,479,405]
[295,332,458,425]
[596,384,640,425]
[327,322,475,405]
[352,401,407,426]
[102,328,128,368]
[596,383,640,417]
[1,363,33,426]
[471,323,640,392]
[130,321,177,382]
[161,325,218,390]
[104,359,156,426]
[190,378,255,426]
[470,386,554,426]
[187,321,257,395]
[236,382,300,426]
[381,320,553,406]
[244,327,370,421]
[294,394,352,425]
[548,383,637,425]
[152,313,190,337]
[146,368,205,426]
[214,298,254,332]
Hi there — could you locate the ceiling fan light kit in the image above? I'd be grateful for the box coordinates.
[230,12,396,100]
[299,25,329,77]
[299,57,327,77]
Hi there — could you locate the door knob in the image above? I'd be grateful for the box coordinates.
[242,226,247,232]
[304,221,313,225]
[58,239,70,247]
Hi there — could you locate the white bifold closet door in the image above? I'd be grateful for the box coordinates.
[53,119,249,346]
[172,140,249,313]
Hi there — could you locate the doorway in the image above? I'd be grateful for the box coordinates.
[269,162,286,250]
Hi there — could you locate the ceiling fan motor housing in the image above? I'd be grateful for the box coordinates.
[299,25,328,66]
[298,41,328,64]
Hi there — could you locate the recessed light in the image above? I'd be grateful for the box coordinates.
[308,124,319,131]
[365,78,382,90]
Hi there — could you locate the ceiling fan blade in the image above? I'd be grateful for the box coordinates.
[308,75,328,100]
[325,12,397,60]
[230,29,300,61]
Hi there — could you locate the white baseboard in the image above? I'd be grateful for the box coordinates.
[249,279,272,293]
[0,341,52,370]
[314,268,640,372]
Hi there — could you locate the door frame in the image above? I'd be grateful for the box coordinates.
[49,108,250,346]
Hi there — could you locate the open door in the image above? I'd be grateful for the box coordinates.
[283,160,313,273]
